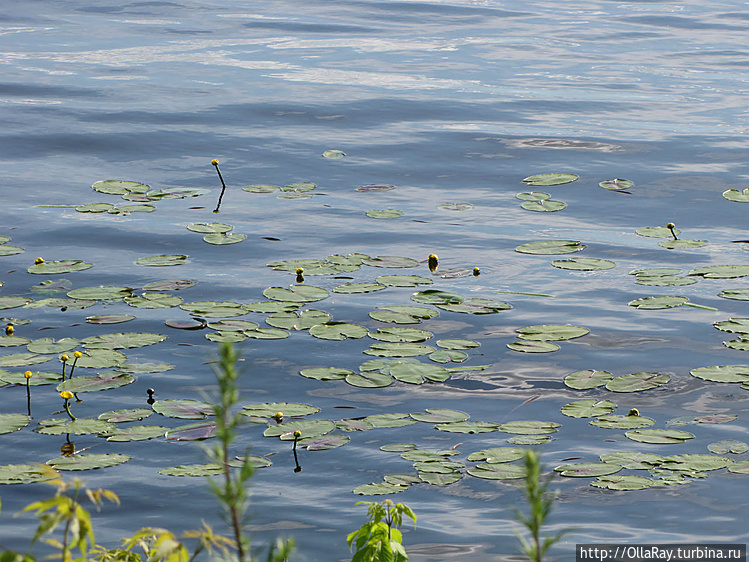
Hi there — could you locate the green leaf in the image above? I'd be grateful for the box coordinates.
[564,370,613,390]
[375,275,433,288]
[561,399,616,418]
[36,418,116,436]
[0,297,32,310]
[81,332,167,349]
[411,409,468,424]
[722,188,749,202]
[467,463,525,480]
[707,440,749,455]
[181,301,251,317]
[57,373,135,393]
[263,285,329,303]
[658,238,708,249]
[369,328,432,343]
[714,318,749,334]
[0,414,30,434]
[551,258,615,271]
[242,402,320,418]
[410,289,464,305]
[418,471,461,485]
[152,399,213,419]
[299,434,350,450]
[520,200,566,212]
[263,419,336,440]
[186,222,233,234]
[322,149,346,159]
[428,350,467,363]
[628,296,688,309]
[366,209,403,219]
[309,322,368,340]
[437,202,474,211]
[515,240,586,255]
[92,180,149,194]
[353,482,408,495]
[363,343,436,357]
[345,372,393,388]
[125,293,182,309]
[599,452,666,469]
[635,226,681,238]
[522,173,578,186]
[0,463,56,485]
[243,184,281,193]
[435,421,498,433]
[689,265,749,279]
[364,414,417,428]
[356,184,395,192]
[266,310,331,330]
[516,324,589,341]
[690,365,749,383]
[70,349,127,369]
[498,420,560,435]
[660,454,731,472]
[362,256,419,269]
[436,338,480,350]
[436,298,511,314]
[86,314,136,324]
[0,336,30,347]
[0,353,51,367]
[27,260,93,275]
[299,367,352,381]
[135,254,188,267]
[589,415,655,429]
[203,233,247,245]
[466,448,524,463]
[98,408,153,423]
[590,475,657,490]
[165,422,217,441]
[507,340,560,353]
[101,425,168,442]
[554,462,621,477]
[333,282,387,294]
[606,372,669,393]
[599,179,634,191]
[26,338,79,354]
[516,192,551,201]
[336,419,374,432]
[47,453,130,471]
[625,429,694,444]
[718,289,749,301]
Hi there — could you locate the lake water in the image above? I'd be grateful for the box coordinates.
[1,1,748,560]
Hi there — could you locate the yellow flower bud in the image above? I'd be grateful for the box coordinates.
[666,222,675,229]
[296,268,304,275]
[5,324,13,336]
[24,371,32,379]
[428,253,439,273]
[211,159,219,166]
[473,267,480,276]
[34,257,44,264]
[273,412,283,421]
[293,430,302,438]
[73,351,83,358]
[60,391,74,400]
[628,408,640,417]
[60,354,70,362]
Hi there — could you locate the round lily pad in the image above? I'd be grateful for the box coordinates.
[57,373,135,393]
[322,149,346,159]
[143,279,196,291]
[517,324,589,341]
[435,421,498,434]
[363,343,436,357]
[628,296,688,309]
[600,179,633,191]
[68,286,133,301]
[438,202,474,211]
[299,434,350,451]
[353,482,408,496]
[81,332,167,349]
[661,454,731,472]
[87,314,136,324]
[590,415,655,430]
[243,184,281,193]
[266,310,331,330]
[564,370,613,390]
[369,306,439,324]
[625,429,694,444]
[187,223,233,234]
[356,184,395,192]
[635,226,681,238]
[71,349,127,369]
[362,256,419,269]
[102,425,168,442]
[606,372,669,393]
[203,233,247,245]
[467,448,524,463]
[364,414,416,428]
[522,173,578,186]
[242,402,320,418]
[0,414,30,434]
[690,365,749,383]
[0,336,31,347]
[0,353,51,367]
[599,452,665,469]
[591,475,657,491]
[718,289,749,301]
[369,328,432,343]
[498,420,560,435]
[0,245,24,256]
[554,462,621,478]
[366,209,403,219]
[0,297,32,310]
[411,409,469,424]
[300,367,352,381]
[125,293,182,309]
[515,240,586,255]
[36,418,116,436]
[507,340,560,353]
[0,464,56,485]
[165,422,218,441]
[98,408,153,423]
[708,440,749,455]
[309,322,368,341]
[336,419,374,432]
[521,200,566,212]
[436,298,511,314]
[467,463,525,480]
[375,275,433,288]
[345,372,393,388]
[92,180,149,195]
[551,258,615,271]
[263,419,336,440]
[27,260,93,275]
[722,188,749,202]
[263,285,329,303]
[47,453,130,471]
[658,238,708,249]
[152,399,213,419]
[411,290,464,305]
[181,301,251,318]
[688,265,749,279]
[561,399,616,418]
[333,282,387,294]
[26,337,79,354]
[429,350,467,363]
[135,255,188,267]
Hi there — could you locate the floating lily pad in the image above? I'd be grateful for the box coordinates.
[0,463,56,485]
[362,256,419,269]
[561,399,617,418]
[322,149,346,159]
[724,338,749,351]
[0,414,30,434]
[299,434,350,450]
[125,293,182,309]
[244,328,289,339]
[345,372,393,388]
[708,440,749,455]
[165,422,217,441]
[411,290,464,305]
[26,337,79,354]
[336,419,374,432]
[625,429,694,444]
[75,203,115,213]
[365,414,417,428]
[58,372,135,393]
[102,425,168,442]
[309,322,368,341]
[369,328,432,343]
[135,255,188,267]
[181,301,251,318]
[299,367,351,381]
[508,435,554,445]
[121,362,175,374]
[82,332,167,350]
[437,202,474,211]
[600,179,633,191]
[366,209,403,219]
[333,282,387,294]
[634,275,696,287]
[353,482,408,495]
[435,421,498,434]
[590,415,655,430]
[516,192,551,201]
[37,418,115,436]
[436,298,511,314]
[400,449,460,462]
[0,336,31,347]
[0,297,32,310]
[689,265,749,279]
[515,240,586,255]
[282,182,316,193]
[606,372,669,393]
[411,409,469,424]
[187,223,233,234]
[27,260,93,275]
[263,419,336,440]
[591,475,657,491]
[498,420,560,435]
[243,184,282,193]
[418,471,462,486]
[92,180,149,195]
[728,461,749,474]
[661,454,731,472]
[599,452,665,470]
[718,289,749,301]
[429,350,467,363]
[0,353,51,367]
[242,402,320,418]
[375,275,433,288]
[159,463,238,477]
[206,332,246,343]
[517,324,589,341]
[714,318,749,335]
[522,173,578,186]
[551,258,615,271]
[467,463,525,480]
[0,245,24,256]
[507,340,560,353]
[86,314,136,324]
[722,188,749,202]
[658,238,708,249]
[71,349,127,369]
[266,310,331,330]
[521,200,566,212]
[363,343,436,357]
[628,296,688,309]
[143,279,196,291]
[555,462,621,477]
[635,226,681,238]
[467,448,524,463]
[263,285,329,303]
[369,306,438,324]
[0,370,60,386]
[564,370,613,390]
[203,233,247,245]
[152,399,213,420]
[356,184,395,192]
[380,444,417,453]
[47,453,130,471]
[98,408,154,423]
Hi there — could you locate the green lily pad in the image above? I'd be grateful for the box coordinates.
[125,293,182,309]
[263,419,336,440]
[47,453,130,471]
[606,372,669,393]
[507,340,560,353]
[660,454,731,472]
[690,365,749,383]
[58,372,135,393]
[498,420,560,435]
[428,350,467,363]
[299,434,351,450]
[516,192,551,201]
[625,429,694,444]
[244,328,289,339]
[380,444,417,453]
[71,349,127,369]
[590,475,657,490]
[635,275,696,287]
[436,339,480,350]
[363,343,436,357]
[600,179,634,191]
[159,463,239,477]
[467,463,525,480]
[561,399,617,418]
[81,332,167,349]
[718,289,749,301]
[27,260,93,275]
[436,298,511,314]
[413,461,463,474]
[206,320,258,332]
[0,464,56,485]
[714,318,749,334]
[418,471,462,486]
[26,337,79,354]
[187,223,233,234]
[135,254,188,267]
[101,425,168,442]
[0,353,51,367]
[728,461,749,474]
[0,414,30,434]
[722,188,749,202]
[309,322,368,341]
[353,482,408,496]
[437,202,474,211]
[143,279,196,291]
[515,240,586,255]
[521,200,566,212]
[0,297,32,310]
[181,301,251,318]
[522,173,578,186]
[165,422,217,441]
[336,419,374,432]
[366,209,403,219]
[144,188,209,200]
[242,402,320,418]
[410,290,464,305]
[243,184,281,193]
[0,245,24,256]
[362,256,419,269]
[299,367,352,381]
[98,408,153,422]
[333,282,387,294]
[508,435,554,445]
[390,362,449,383]
[92,180,149,195]
[564,370,613,390]
[400,449,459,462]
[322,149,346,159]
[283,182,316,193]
[689,265,749,279]
[206,331,245,343]
[724,338,749,351]
[263,285,329,303]
[517,324,589,341]
[599,452,665,469]
[24,297,96,310]
[590,415,655,429]
[0,336,31,347]
[551,258,615,271]
[265,310,331,330]
[86,314,136,324]
[203,233,247,245]
[555,462,621,477]
[467,448,524,463]
[152,399,213,420]
[707,440,749,455]
[411,409,469,424]
[37,418,116,436]
[628,296,688,309]
[658,238,708,249]
[75,203,115,213]
[368,328,432,343]
[635,226,681,238]
[375,275,433,288]
[345,372,393,388]
[435,421,498,434]
[118,362,174,374]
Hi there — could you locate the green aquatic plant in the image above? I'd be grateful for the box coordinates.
[347,499,416,562]
[515,450,567,562]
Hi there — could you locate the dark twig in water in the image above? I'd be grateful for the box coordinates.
[212,159,227,213]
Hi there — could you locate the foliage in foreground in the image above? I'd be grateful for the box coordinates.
[347,499,416,562]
